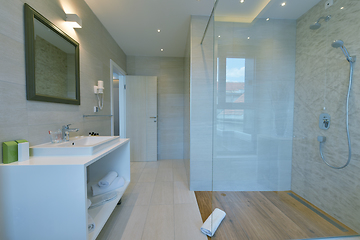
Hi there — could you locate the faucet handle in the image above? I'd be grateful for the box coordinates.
[62,124,71,130]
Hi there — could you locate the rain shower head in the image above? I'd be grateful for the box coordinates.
[331,40,356,62]
[310,22,321,30]
[309,15,331,30]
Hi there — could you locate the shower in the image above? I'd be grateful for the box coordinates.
[331,40,356,62]
[318,40,356,169]
[309,15,331,29]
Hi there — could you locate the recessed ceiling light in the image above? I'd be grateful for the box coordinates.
[266,18,270,21]
[160,48,164,52]
[218,35,221,38]
[281,2,286,6]
[247,37,250,39]
[340,7,344,9]
[240,0,245,3]
[157,29,161,33]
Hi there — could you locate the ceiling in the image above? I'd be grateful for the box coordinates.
[84,0,322,58]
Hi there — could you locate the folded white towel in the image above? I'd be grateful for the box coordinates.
[88,214,95,233]
[98,171,118,188]
[92,177,125,196]
[200,208,226,237]
[87,199,92,209]
[89,192,118,208]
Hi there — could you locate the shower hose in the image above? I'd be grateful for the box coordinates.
[319,61,353,169]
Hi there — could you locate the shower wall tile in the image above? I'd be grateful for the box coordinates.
[0,0,126,162]
[293,0,360,233]
[127,56,185,160]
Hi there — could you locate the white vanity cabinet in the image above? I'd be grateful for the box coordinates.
[0,138,130,240]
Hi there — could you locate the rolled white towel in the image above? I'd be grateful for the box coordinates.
[87,199,92,209]
[88,214,95,233]
[92,177,125,196]
[98,171,118,188]
[200,208,226,237]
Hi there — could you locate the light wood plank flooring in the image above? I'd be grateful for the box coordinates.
[97,160,206,240]
[195,191,358,240]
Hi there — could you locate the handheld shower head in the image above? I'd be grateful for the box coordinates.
[331,40,356,62]
[331,40,344,48]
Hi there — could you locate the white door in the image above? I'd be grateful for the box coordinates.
[126,76,157,162]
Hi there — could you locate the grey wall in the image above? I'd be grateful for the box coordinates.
[292,0,360,232]
[0,0,126,162]
[127,56,185,160]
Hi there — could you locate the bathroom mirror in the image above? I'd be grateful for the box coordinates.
[24,4,80,105]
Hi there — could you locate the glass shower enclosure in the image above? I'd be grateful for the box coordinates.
[202,0,360,239]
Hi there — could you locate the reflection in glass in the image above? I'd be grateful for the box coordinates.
[215,57,256,156]
[34,18,77,99]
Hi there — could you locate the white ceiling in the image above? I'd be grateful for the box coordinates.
[84,0,322,58]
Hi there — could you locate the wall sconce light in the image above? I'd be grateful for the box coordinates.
[66,13,82,28]
[94,81,104,112]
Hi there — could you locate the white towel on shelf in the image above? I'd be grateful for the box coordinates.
[89,192,118,209]
[200,208,226,237]
[92,177,125,196]
[98,171,118,188]
[87,199,92,209]
[88,214,95,233]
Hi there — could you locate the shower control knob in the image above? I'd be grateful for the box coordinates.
[319,113,331,130]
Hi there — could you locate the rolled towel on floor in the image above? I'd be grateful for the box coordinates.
[92,177,125,196]
[87,199,92,209]
[88,214,95,233]
[200,208,226,237]
[98,171,118,188]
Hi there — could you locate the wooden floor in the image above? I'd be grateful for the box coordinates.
[195,191,358,240]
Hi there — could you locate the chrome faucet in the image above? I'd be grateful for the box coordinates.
[62,124,79,141]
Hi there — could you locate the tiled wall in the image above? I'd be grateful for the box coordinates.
[292,0,360,232]
[0,0,126,162]
[127,56,185,160]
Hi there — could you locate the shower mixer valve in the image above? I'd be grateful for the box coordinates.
[323,119,329,128]
[319,113,330,130]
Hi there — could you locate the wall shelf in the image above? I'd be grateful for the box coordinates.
[88,181,130,240]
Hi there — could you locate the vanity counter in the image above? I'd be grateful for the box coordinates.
[0,138,130,240]
[2,138,129,166]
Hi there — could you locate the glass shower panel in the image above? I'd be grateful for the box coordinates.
[207,0,360,238]
[212,17,296,191]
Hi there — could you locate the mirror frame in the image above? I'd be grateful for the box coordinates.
[24,3,80,105]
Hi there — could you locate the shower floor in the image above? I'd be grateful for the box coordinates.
[195,191,358,240]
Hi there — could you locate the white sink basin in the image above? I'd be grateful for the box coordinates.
[30,136,120,156]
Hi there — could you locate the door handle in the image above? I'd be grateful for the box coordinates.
[150,117,157,118]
